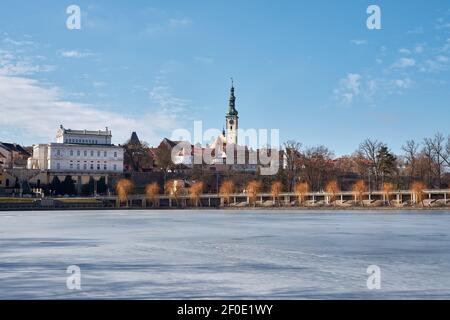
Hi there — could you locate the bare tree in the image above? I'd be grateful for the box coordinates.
[422,139,435,187]
[358,139,384,190]
[283,140,302,192]
[299,146,334,191]
[122,134,154,172]
[447,136,450,162]
[155,145,174,173]
[429,133,450,180]
[423,133,448,188]
[401,139,419,188]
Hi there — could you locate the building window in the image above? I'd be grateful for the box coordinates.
[97,163,100,170]
[90,163,94,170]
[104,163,107,170]
[114,152,117,158]
[57,150,61,156]
[84,151,87,157]
[113,164,117,171]
[5,179,9,187]
[83,163,87,170]
[77,150,80,156]
[97,151,101,157]
[69,163,73,169]
[90,150,94,157]
[104,151,107,157]
[70,150,73,156]
[57,163,60,170]
[77,163,80,170]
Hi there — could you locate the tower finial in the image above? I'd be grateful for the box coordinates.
[231,77,234,88]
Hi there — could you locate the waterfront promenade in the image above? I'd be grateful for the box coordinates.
[1,189,449,210]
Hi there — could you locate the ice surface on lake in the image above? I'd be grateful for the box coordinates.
[1,210,450,299]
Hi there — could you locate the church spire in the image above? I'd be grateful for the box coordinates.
[227,77,238,116]
[225,78,239,145]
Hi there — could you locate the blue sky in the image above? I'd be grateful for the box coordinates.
[0,0,449,155]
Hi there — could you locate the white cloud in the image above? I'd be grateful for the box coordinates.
[60,50,94,58]
[0,48,54,76]
[393,78,412,89]
[391,57,416,68]
[351,39,367,46]
[92,81,107,88]
[195,56,214,64]
[407,27,424,35]
[149,85,188,114]
[436,55,449,63]
[399,48,411,55]
[435,18,450,30]
[145,17,192,35]
[442,38,450,52]
[334,73,362,104]
[3,37,34,46]
[168,18,192,28]
[0,36,188,146]
[419,56,450,73]
[0,75,182,146]
[415,45,425,53]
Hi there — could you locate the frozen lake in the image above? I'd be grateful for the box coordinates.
[1,209,450,299]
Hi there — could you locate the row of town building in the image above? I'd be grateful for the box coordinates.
[1,84,281,195]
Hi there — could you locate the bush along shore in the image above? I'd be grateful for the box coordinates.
[1,178,449,211]
[1,192,449,211]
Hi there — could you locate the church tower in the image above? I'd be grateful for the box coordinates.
[226,79,239,145]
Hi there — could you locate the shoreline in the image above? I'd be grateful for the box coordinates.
[1,206,449,212]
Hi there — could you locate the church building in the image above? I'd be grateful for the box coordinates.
[207,81,258,172]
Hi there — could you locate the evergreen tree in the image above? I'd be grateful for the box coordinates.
[49,176,62,195]
[61,176,76,195]
[377,146,397,182]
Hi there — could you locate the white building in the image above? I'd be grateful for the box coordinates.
[28,125,124,173]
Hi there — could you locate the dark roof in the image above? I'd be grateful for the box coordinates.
[0,142,30,155]
[130,132,141,144]
[161,138,190,148]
